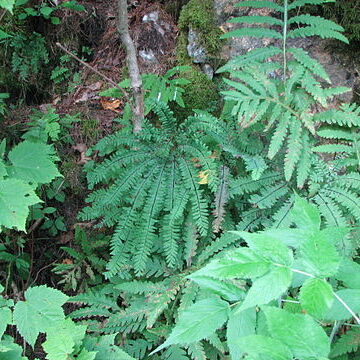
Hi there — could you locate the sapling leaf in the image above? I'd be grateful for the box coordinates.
[299,278,334,318]
[291,194,321,230]
[152,297,230,353]
[324,289,360,321]
[263,306,330,359]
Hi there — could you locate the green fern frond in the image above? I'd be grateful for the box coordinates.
[288,14,344,31]
[288,47,330,83]
[315,104,360,127]
[163,346,189,360]
[222,27,283,40]
[213,166,230,233]
[268,113,291,159]
[235,0,284,12]
[187,342,206,360]
[250,182,289,209]
[288,0,335,10]
[272,195,295,228]
[287,26,349,43]
[229,15,283,26]
[313,193,347,227]
[296,133,312,188]
[284,120,303,180]
[115,280,167,295]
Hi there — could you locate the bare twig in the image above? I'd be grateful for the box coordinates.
[117,0,144,133]
[56,42,130,99]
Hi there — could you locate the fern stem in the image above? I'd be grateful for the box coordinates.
[282,0,288,82]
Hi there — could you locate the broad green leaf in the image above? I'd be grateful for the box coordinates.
[235,335,293,360]
[0,307,11,337]
[39,6,53,17]
[0,160,7,179]
[291,194,321,230]
[227,306,256,359]
[325,289,360,321]
[43,327,75,360]
[239,266,292,311]
[153,297,230,353]
[336,259,360,289]
[189,275,245,301]
[189,248,270,280]
[13,286,68,347]
[263,306,330,359]
[0,0,15,13]
[299,278,334,318]
[258,228,309,249]
[77,349,97,360]
[300,231,340,277]
[0,179,41,231]
[8,141,61,184]
[233,231,294,265]
[0,336,24,360]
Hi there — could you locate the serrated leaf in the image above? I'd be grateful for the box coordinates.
[189,247,271,280]
[300,231,340,277]
[239,266,292,311]
[0,0,15,13]
[227,306,256,359]
[331,328,360,357]
[235,335,293,360]
[291,194,321,230]
[152,297,230,353]
[325,289,360,321]
[13,286,68,347]
[299,278,334,318]
[0,179,41,231]
[263,306,330,359]
[336,259,360,289]
[0,307,11,337]
[8,141,61,184]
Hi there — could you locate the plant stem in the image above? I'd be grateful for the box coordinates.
[283,0,288,82]
[333,292,360,325]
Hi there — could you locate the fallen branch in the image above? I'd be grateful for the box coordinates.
[56,42,130,100]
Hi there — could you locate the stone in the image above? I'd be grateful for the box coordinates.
[202,63,214,79]
[187,27,208,63]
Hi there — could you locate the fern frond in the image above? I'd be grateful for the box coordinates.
[288,47,330,83]
[313,193,347,227]
[162,214,181,268]
[271,195,295,229]
[179,159,209,236]
[289,0,335,10]
[288,14,344,31]
[250,182,289,209]
[213,166,230,233]
[163,346,189,360]
[268,112,291,159]
[229,15,283,26]
[313,144,354,154]
[187,342,206,360]
[222,28,283,40]
[234,0,284,12]
[315,104,360,127]
[287,26,348,43]
[285,120,303,180]
[115,280,167,295]
[217,47,282,73]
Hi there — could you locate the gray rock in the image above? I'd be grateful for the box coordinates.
[139,49,157,62]
[143,11,159,23]
[202,63,214,79]
[187,27,208,63]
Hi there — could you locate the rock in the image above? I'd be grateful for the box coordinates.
[187,27,208,63]
[139,49,157,63]
[142,11,159,23]
[202,63,214,79]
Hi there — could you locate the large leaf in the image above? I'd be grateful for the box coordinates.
[0,307,11,337]
[13,286,68,347]
[226,306,256,359]
[189,248,270,280]
[234,230,294,265]
[324,289,360,321]
[0,178,41,231]
[300,231,340,277]
[235,335,293,360]
[336,259,360,289]
[239,266,292,311]
[0,0,15,13]
[8,141,61,184]
[153,297,230,353]
[291,194,321,230]
[299,278,334,318]
[263,306,330,359]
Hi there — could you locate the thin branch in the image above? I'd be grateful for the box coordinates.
[56,42,130,99]
[117,0,144,133]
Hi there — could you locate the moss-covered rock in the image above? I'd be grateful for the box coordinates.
[177,0,223,64]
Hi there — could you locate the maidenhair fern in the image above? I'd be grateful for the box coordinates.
[80,102,224,277]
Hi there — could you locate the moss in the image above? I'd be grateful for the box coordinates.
[172,66,221,119]
[177,0,223,62]
[81,116,100,143]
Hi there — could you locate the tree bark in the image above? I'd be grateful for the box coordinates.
[117,0,144,133]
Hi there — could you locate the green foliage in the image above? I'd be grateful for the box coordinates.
[155,196,360,359]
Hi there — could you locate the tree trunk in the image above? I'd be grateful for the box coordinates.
[117,0,144,133]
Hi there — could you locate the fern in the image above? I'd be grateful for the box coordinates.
[217,0,358,183]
